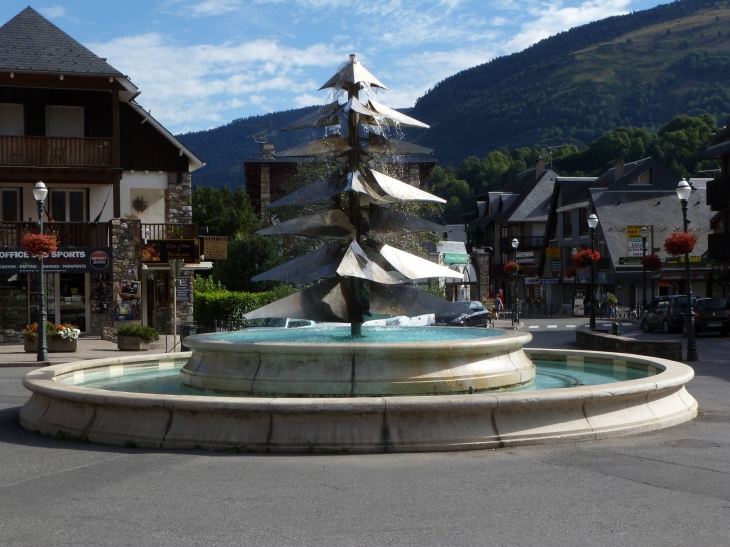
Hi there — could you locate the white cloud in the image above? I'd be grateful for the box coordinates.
[293,93,322,108]
[502,0,632,53]
[189,0,242,16]
[39,5,67,18]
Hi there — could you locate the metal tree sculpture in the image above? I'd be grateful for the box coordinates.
[246,54,462,335]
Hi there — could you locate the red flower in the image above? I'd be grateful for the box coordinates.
[641,253,662,271]
[573,249,601,269]
[503,261,521,275]
[20,232,58,258]
[664,232,696,256]
[564,266,576,278]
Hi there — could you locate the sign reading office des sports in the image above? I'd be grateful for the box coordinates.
[0,247,112,274]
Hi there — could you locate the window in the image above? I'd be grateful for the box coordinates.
[0,189,20,221]
[628,170,651,185]
[46,106,84,138]
[562,212,572,238]
[50,190,86,222]
[0,104,24,136]
[579,208,589,236]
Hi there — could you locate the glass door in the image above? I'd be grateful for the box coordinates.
[59,273,86,331]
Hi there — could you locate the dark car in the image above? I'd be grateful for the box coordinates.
[435,301,491,327]
[641,295,697,333]
[692,298,730,336]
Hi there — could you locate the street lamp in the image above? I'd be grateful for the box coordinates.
[511,238,519,326]
[640,225,649,314]
[571,247,577,311]
[587,213,599,330]
[33,181,49,362]
[676,179,698,362]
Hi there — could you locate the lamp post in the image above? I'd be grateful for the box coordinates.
[587,213,599,330]
[512,238,519,326]
[571,247,577,311]
[640,225,648,314]
[677,179,698,362]
[33,181,49,362]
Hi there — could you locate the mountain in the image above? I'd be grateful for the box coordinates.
[177,0,730,188]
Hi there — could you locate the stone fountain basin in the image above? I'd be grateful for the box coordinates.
[19,348,697,453]
[180,329,534,396]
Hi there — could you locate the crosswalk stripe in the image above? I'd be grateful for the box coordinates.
[528,325,540,329]
[602,323,612,326]
[622,323,631,326]
[566,325,576,328]
[547,325,557,329]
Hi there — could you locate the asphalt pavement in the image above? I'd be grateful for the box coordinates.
[0,324,728,546]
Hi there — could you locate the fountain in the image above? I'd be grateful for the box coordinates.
[18,56,698,452]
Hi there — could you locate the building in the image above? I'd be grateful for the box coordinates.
[541,157,713,312]
[706,124,730,290]
[0,8,204,339]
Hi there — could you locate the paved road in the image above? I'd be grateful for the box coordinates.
[0,327,728,546]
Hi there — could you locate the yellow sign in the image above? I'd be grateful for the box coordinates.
[203,236,228,260]
[627,225,652,258]
[545,247,560,259]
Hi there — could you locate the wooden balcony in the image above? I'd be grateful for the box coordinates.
[0,221,110,247]
[0,136,112,167]
[141,223,198,241]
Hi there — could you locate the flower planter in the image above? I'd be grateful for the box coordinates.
[24,336,77,353]
[117,336,150,351]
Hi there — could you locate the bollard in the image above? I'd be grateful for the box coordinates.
[612,322,622,336]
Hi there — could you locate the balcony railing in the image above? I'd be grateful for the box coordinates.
[0,136,112,167]
[141,223,198,241]
[0,221,110,247]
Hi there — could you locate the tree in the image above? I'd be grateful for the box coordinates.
[211,234,284,292]
[192,185,260,238]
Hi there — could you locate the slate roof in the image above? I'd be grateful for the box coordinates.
[0,7,123,76]
[508,170,558,223]
[591,186,712,268]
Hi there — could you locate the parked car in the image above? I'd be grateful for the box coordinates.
[691,298,730,336]
[640,295,697,333]
[249,318,316,329]
[434,301,491,328]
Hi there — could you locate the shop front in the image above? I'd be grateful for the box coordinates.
[0,246,112,333]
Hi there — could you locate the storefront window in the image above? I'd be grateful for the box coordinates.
[0,273,27,330]
[59,273,86,331]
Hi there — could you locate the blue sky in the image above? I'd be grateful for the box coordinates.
[2,0,666,135]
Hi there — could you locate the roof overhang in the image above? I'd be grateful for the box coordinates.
[706,140,730,158]
[556,201,590,213]
[128,102,205,172]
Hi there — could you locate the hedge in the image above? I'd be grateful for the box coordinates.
[193,285,296,330]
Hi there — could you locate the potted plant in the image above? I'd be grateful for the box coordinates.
[22,322,79,353]
[503,261,521,275]
[664,232,697,256]
[573,249,601,269]
[641,253,663,271]
[117,325,160,351]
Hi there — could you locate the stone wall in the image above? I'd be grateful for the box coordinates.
[576,330,682,361]
[475,251,490,302]
[166,172,192,224]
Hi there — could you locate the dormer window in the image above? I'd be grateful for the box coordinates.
[629,170,651,185]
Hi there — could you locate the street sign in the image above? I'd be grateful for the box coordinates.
[515,251,535,264]
[545,247,560,259]
[443,253,469,264]
[203,236,228,259]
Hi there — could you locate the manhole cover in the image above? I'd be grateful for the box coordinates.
[662,439,722,448]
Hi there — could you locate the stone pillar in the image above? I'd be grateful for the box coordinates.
[166,172,193,224]
[104,218,141,340]
[476,251,490,302]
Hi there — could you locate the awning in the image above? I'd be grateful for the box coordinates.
[446,262,477,283]
[142,261,213,271]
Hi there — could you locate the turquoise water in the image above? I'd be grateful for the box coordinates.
[201,326,503,344]
[58,360,653,396]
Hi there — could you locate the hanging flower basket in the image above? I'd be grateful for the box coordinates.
[503,261,521,275]
[20,232,58,258]
[564,266,576,279]
[573,249,601,269]
[664,232,696,256]
[641,253,663,271]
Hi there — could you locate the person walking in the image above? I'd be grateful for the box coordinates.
[493,294,504,320]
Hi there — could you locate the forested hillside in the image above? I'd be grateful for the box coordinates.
[177,0,730,188]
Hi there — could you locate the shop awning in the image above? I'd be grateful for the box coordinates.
[446,262,477,283]
[143,261,214,271]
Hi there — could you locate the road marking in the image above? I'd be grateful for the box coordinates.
[566,325,576,328]
[547,325,557,329]
[622,323,632,326]
[584,324,591,328]
[602,323,612,327]
[528,325,540,329]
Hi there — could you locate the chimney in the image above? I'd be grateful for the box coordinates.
[535,156,546,177]
[261,142,275,159]
[614,158,624,181]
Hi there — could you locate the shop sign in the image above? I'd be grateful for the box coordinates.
[550,259,562,272]
[0,247,112,274]
[142,239,200,264]
[618,257,642,265]
[627,225,652,257]
[443,252,469,264]
[525,277,541,285]
[545,247,560,259]
[574,296,585,316]
[542,278,560,284]
[177,276,192,302]
[660,272,709,281]
[203,236,228,260]
[515,251,535,264]
[664,255,711,267]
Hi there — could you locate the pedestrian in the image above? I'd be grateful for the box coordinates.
[492,294,503,320]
